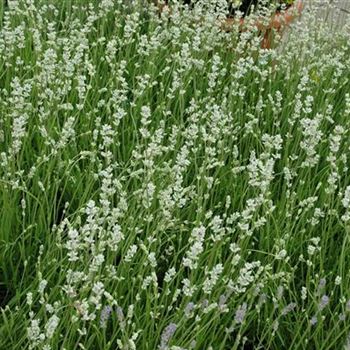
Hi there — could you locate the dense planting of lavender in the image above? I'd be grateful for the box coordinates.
[0,1,349,349]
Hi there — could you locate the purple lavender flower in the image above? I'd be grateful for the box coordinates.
[100,305,112,328]
[310,315,317,326]
[317,278,326,294]
[234,303,247,324]
[318,295,330,311]
[159,323,177,350]
[201,299,209,310]
[184,302,195,317]
[281,302,297,316]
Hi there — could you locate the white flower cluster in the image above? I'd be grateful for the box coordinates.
[0,0,349,349]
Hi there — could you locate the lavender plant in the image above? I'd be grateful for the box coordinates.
[0,0,349,349]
